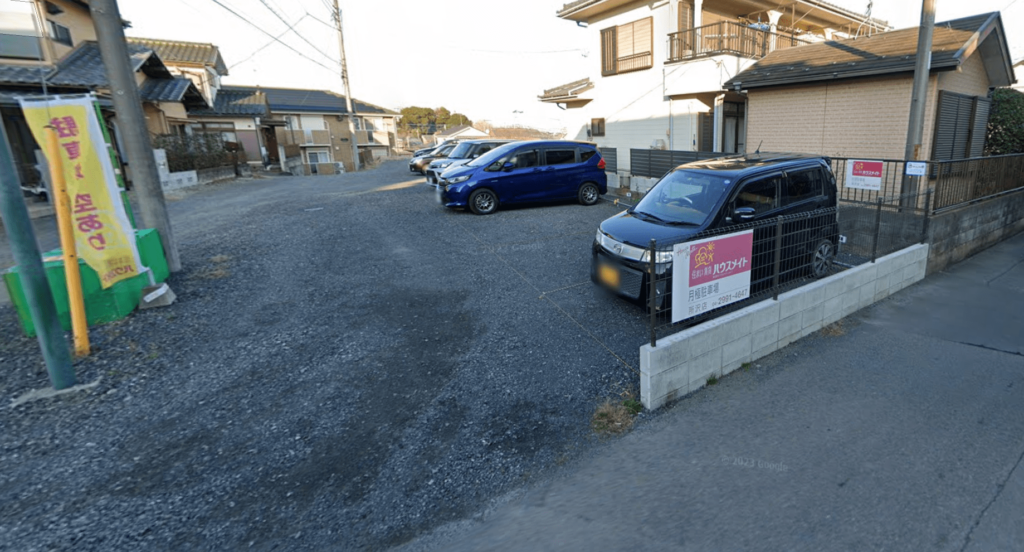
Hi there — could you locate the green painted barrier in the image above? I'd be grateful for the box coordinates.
[2,228,168,337]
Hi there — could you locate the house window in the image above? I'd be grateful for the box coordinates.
[932,90,990,161]
[591,118,605,137]
[48,20,72,47]
[678,0,693,32]
[601,17,653,76]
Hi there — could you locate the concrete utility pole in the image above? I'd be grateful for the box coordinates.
[89,0,181,271]
[332,0,360,172]
[0,124,76,390]
[902,0,935,200]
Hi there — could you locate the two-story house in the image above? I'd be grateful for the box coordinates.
[539,0,889,174]
[0,0,207,189]
[224,85,398,174]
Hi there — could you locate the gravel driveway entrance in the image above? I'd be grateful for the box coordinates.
[1,161,647,550]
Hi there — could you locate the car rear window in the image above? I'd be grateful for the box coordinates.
[786,168,823,203]
[545,149,576,166]
[580,149,597,162]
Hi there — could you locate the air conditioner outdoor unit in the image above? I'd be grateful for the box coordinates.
[334,162,345,173]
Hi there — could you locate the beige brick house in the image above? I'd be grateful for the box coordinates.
[724,12,1015,161]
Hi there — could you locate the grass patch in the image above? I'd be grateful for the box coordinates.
[591,399,636,434]
[822,321,846,337]
[706,374,719,386]
[742,362,752,371]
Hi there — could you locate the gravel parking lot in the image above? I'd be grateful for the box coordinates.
[0,160,650,550]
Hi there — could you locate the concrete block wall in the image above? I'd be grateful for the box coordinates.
[927,191,1024,274]
[640,244,929,410]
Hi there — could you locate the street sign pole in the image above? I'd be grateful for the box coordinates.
[0,123,76,389]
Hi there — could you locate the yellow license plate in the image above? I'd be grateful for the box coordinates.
[598,264,620,288]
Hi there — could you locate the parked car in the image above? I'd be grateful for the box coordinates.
[409,143,457,175]
[436,141,607,215]
[425,139,515,185]
[413,139,458,158]
[592,153,839,306]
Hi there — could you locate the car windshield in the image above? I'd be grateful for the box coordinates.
[447,142,474,159]
[632,169,731,225]
[466,142,520,168]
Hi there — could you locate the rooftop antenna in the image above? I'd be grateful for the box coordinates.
[755,140,763,154]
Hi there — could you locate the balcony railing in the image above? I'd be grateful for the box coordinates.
[667,21,806,63]
[277,129,331,146]
[602,51,654,77]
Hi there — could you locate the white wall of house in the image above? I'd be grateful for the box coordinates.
[548,0,708,173]
[543,0,854,174]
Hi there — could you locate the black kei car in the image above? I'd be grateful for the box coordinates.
[592,153,839,308]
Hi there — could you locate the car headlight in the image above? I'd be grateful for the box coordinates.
[449,175,470,184]
[596,229,603,243]
[640,250,674,264]
[437,161,452,168]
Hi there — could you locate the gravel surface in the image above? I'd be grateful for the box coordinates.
[0,161,654,550]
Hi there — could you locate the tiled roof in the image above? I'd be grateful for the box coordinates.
[126,38,228,75]
[48,41,160,87]
[725,13,1009,90]
[0,64,53,85]
[139,77,194,102]
[190,88,269,117]
[221,85,397,115]
[539,77,593,100]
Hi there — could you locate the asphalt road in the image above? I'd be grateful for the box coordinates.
[0,161,652,550]
[416,231,1024,551]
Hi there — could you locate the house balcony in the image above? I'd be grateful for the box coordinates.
[355,130,395,147]
[667,21,806,64]
[277,129,331,147]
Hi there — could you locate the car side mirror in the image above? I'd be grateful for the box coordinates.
[734,206,756,221]
[502,162,515,172]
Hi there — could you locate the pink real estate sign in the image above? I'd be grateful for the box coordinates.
[671,230,754,323]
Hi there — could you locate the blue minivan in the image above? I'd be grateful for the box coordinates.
[436,141,607,215]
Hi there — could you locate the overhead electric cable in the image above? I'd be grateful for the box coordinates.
[208,0,338,72]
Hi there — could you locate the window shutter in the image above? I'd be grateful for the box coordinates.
[678,1,693,32]
[618,23,635,57]
[601,27,617,76]
[967,96,991,158]
[932,90,980,161]
[634,17,652,55]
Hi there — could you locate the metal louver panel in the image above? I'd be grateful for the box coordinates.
[601,27,617,76]
[968,96,991,158]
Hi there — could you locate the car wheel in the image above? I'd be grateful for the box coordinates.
[810,238,835,279]
[469,189,498,215]
[578,182,600,206]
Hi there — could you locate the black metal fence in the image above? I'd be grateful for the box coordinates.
[640,192,932,345]
[630,152,1024,213]
[931,154,1024,211]
[599,147,617,173]
[630,149,724,178]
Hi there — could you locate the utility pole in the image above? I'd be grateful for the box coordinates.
[332,0,360,172]
[902,0,935,202]
[0,124,76,389]
[90,0,181,271]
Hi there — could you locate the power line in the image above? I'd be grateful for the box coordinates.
[227,14,306,70]
[207,0,338,73]
[256,0,336,63]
